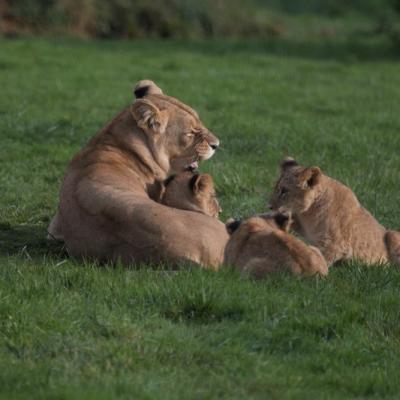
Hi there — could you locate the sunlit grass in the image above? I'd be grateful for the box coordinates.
[0,37,399,399]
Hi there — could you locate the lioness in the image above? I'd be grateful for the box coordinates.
[160,171,221,218]
[269,158,400,266]
[48,80,229,268]
[224,212,328,278]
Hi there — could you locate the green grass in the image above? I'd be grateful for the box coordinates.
[1,36,400,399]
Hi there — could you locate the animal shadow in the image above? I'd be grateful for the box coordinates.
[0,222,67,261]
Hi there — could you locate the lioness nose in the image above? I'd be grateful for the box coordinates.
[210,144,218,150]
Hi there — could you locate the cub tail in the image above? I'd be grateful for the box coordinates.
[385,230,400,266]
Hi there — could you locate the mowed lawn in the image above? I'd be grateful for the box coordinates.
[1,37,400,399]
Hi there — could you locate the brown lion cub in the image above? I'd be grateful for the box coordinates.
[224,212,328,278]
[269,158,400,266]
[159,171,221,218]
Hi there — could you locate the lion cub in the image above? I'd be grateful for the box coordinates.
[269,158,400,266]
[159,171,221,218]
[224,212,328,278]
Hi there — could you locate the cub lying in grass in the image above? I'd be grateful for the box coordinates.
[269,158,400,267]
[159,171,221,218]
[224,212,328,278]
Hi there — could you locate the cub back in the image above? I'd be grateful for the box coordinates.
[224,212,328,278]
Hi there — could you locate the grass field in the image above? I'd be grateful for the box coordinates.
[1,36,400,399]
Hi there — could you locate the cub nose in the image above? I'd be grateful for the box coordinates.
[210,144,218,150]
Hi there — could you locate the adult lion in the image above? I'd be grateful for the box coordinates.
[49,80,229,268]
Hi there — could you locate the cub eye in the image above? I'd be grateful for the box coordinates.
[280,187,288,196]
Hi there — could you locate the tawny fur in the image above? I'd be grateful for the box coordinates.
[48,80,228,269]
[160,172,221,218]
[269,158,400,266]
[224,212,328,278]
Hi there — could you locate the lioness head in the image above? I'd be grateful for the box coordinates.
[225,211,292,236]
[131,80,220,172]
[161,171,221,218]
[269,158,323,213]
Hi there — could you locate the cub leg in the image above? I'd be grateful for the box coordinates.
[307,246,329,276]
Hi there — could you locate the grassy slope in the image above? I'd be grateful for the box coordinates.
[1,37,400,399]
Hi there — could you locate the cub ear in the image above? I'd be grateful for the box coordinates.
[189,173,213,194]
[226,218,242,235]
[131,99,168,135]
[280,157,298,172]
[274,211,292,232]
[300,167,321,188]
[133,80,163,98]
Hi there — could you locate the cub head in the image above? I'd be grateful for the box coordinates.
[269,157,323,214]
[225,211,292,236]
[131,80,220,173]
[161,171,221,218]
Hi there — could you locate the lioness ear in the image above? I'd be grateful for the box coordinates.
[131,99,168,135]
[226,218,242,234]
[133,80,163,98]
[280,157,298,172]
[274,211,292,232]
[189,174,213,194]
[300,167,321,189]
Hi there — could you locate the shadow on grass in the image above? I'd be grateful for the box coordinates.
[163,303,245,324]
[0,222,67,260]
[3,36,399,67]
[85,36,400,62]
[217,37,399,62]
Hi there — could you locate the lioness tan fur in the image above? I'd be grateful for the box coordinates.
[269,158,400,266]
[224,212,328,278]
[48,80,229,268]
[160,171,221,218]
